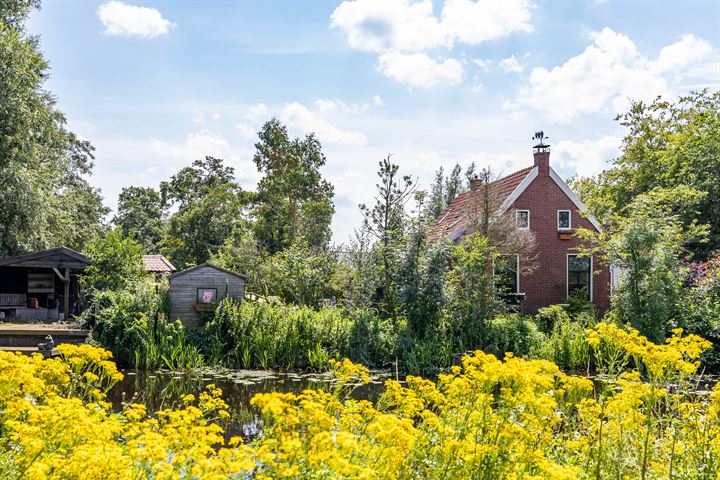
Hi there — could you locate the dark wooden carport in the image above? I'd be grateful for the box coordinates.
[0,246,90,320]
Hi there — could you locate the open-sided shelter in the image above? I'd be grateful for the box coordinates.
[0,246,90,321]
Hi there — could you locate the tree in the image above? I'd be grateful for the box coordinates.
[577,186,709,342]
[113,187,164,252]
[0,0,107,255]
[160,157,249,268]
[574,91,720,257]
[252,119,335,253]
[464,167,537,267]
[426,163,464,218]
[446,233,500,347]
[359,156,416,320]
[81,229,146,296]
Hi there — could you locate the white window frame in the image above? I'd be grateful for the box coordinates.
[557,210,572,230]
[566,254,593,302]
[493,254,521,294]
[516,210,530,230]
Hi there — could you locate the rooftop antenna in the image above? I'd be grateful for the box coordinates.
[532,131,550,152]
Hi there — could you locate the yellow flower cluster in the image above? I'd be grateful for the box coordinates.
[0,323,719,479]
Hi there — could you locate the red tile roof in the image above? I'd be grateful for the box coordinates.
[428,165,534,241]
[142,255,176,274]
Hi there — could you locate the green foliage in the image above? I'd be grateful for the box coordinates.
[160,156,249,268]
[578,188,707,343]
[85,276,202,370]
[0,1,106,255]
[482,314,545,359]
[81,229,146,296]
[360,156,416,320]
[252,119,335,253]
[533,307,593,372]
[263,242,343,308]
[446,233,501,347]
[113,186,164,253]
[203,300,399,370]
[575,91,720,256]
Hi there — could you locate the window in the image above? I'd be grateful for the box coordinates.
[494,255,519,294]
[567,255,591,301]
[516,210,530,230]
[558,210,571,230]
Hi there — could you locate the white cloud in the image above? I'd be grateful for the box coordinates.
[236,123,256,139]
[515,28,716,122]
[150,129,231,160]
[330,0,532,53]
[330,0,445,53]
[97,1,175,38]
[552,136,621,178]
[473,58,491,70]
[211,112,221,120]
[653,34,713,73]
[331,0,531,87]
[377,52,463,88]
[246,103,269,122]
[440,0,533,46]
[500,54,526,73]
[281,102,368,145]
[314,95,384,113]
[470,83,484,94]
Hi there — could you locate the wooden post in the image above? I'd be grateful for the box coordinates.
[63,268,70,321]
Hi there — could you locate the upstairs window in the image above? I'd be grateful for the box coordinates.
[516,210,530,230]
[558,210,571,230]
[567,254,591,301]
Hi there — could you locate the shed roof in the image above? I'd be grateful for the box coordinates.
[143,255,176,273]
[168,262,247,280]
[0,246,90,270]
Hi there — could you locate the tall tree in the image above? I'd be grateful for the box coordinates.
[252,119,335,253]
[426,163,465,218]
[360,156,416,320]
[0,0,106,255]
[574,90,720,257]
[113,186,164,253]
[160,157,248,267]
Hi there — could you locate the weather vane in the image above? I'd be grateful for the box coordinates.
[532,131,550,152]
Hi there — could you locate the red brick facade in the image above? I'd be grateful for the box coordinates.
[430,148,611,313]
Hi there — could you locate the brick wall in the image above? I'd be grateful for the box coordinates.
[511,153,611,314]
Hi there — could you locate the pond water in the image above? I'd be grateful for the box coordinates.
[107,368,720,443]
[107,368,390,442]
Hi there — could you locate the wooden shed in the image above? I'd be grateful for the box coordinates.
[169,263,245,327]
[0,246,91,322]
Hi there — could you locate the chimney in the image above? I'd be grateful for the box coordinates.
[469,176,481,191]
[534,149,550,174]
[532,131,550,175]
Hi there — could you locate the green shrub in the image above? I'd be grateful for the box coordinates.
[534,311,593,372]
[203,300,399,370]
[482,314,545,358]
[84,276,202,370]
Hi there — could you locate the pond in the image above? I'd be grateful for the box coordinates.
[107,368,390,442]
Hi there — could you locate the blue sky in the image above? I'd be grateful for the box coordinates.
[29,0,720,243]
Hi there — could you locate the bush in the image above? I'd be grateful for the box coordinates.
[203,299,399,370]
[84,276,202,370]
[533,308,593,372]
[481,314,545,358]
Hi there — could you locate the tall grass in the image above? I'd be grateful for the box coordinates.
[203,299,398,370]
[87,276,203,371]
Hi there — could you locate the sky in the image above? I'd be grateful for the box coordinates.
[28,0,720,244]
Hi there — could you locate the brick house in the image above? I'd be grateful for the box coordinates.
[429,144,611,313]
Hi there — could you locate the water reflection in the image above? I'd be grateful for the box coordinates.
[107,369,389,441]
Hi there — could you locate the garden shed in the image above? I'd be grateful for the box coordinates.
[169,263,245,327]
